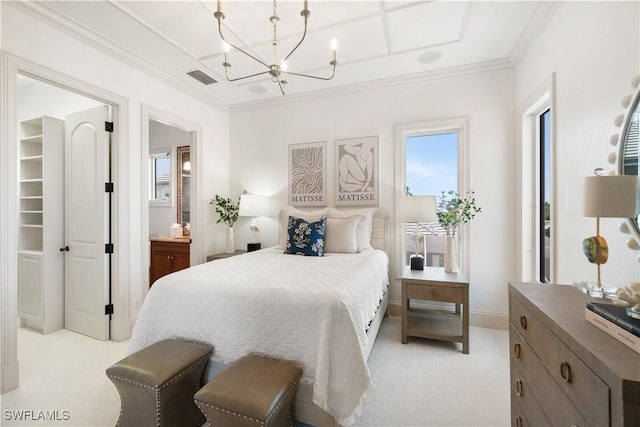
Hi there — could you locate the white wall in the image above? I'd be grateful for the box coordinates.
[515,1,640,287]
[229,68,516,327]
[1,1,230,390]
[16,75,104,121]
[148,120,192,238]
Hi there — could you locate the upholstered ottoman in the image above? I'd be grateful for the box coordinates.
[106,338,213,427]
[194,355,302,427]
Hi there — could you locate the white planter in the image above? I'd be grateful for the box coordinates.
[444,236,458,273]
[225,227,234,253]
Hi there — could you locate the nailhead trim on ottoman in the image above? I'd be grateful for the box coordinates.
[194,354,303,427]
[106,338,213,427]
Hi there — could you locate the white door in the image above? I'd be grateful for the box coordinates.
[64,105,111,340]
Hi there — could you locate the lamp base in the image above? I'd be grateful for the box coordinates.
[410,255,424,271]
[247,243,261,252]
[572,281,617,299]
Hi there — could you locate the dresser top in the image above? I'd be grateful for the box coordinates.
[509,283,640,392]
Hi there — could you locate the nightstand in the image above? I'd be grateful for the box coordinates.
[206,250,247,262]
[401,266,469,353]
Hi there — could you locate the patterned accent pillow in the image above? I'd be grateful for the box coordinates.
[284,216,326,256]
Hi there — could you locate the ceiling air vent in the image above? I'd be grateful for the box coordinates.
[187,70,217,85]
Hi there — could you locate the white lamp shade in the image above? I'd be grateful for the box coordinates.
[583,175,639,218]
[398,195,438,223]
[238,194,270,217]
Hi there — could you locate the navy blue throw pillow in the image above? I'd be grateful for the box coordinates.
[284,216,326,256]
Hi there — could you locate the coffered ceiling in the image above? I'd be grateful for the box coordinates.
[21,1,556,107]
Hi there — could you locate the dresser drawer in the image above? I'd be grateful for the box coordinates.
[509,326,588,427]
[510,296,610,425]
[151,240,190,255]
[406,282,463,303]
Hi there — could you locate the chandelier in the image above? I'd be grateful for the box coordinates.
[214,0,337,95]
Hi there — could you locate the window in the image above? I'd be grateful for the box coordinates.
[539,109,552,282]
[149,150,172,205]
[404,132,459,267]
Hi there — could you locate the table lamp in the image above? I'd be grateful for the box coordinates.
[238,194,270,252]
[398,195,438,270]
[577,168,638,297]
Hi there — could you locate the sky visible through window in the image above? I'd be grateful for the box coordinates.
[405,132,458,197]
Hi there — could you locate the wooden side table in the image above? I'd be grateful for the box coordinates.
[206,250,246,262]
[401,266,470,354]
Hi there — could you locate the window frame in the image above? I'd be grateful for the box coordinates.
[149,148,174,207]
[395,117,471,278]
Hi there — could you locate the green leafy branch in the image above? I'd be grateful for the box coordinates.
[210,194,240,227]
[437,190,481,237]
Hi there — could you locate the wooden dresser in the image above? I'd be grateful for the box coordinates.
[509,283,640,426]
[149,238,190,286]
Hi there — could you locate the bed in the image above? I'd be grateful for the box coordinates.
[129,212,389,427]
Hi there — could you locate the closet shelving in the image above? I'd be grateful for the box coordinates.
[18,116,64,333]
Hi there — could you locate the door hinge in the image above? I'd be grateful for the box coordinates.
[105,182,114,193]
[105,121,114,132]
[105,243,114,254]
[105,304,114,315]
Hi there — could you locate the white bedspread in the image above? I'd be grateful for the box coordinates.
[129,247,389,425]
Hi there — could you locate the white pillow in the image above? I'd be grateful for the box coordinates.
[328,207,377,251]
[324,215,363,254]
[277,206,329,249]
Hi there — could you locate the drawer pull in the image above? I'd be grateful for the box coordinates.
[560,362,572,383]
[519,315,527,329]
[515,416,523,427]
[430,289,438,297]
[513,342,521,359]
[515,379,523,396]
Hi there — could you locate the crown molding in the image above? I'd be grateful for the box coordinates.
[7,1,229,112]
[229,58,513,112]
[509,1,560,69]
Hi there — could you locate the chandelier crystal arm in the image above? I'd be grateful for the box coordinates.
[224,69,270,82]
[282,13,309,64]
[286,64,337,81]
[215,14,270,68]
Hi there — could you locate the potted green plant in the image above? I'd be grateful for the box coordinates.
[437,190,481,272]
[210,194,240,253]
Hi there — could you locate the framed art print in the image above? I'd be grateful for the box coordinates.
[335,136,379,206]
[288,141,326,207]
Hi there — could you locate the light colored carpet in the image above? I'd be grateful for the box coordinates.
[0,317,510,427]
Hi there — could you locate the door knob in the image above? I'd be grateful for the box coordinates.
[59,245,69,252]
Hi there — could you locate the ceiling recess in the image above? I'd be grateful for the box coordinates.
[187,70,217,85]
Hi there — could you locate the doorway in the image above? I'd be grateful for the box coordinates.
[16,74,113,340]
[141,106,202,294]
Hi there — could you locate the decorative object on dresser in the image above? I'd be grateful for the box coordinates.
[509,282,640,426]
[213,0,338,96]
[436,190,481,273]
[612,281,640,320]
[398,195,438,270]
[211,194,241,253]
[574,168,638,298]
[401,266,469,353]
[584,303,640,353]
[149,238,190,286]
[238,194,271,252]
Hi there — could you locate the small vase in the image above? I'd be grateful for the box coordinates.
[225,227,234,253]
[444,236,458,273]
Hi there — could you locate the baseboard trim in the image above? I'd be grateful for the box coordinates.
[1,360,19,394]
[388,302,508,330]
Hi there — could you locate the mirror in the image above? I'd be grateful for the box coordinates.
[177,145,190,232]
[619,86,639,239]
[149,150,172,205]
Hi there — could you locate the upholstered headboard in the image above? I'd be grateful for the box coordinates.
[371,214,389,254]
